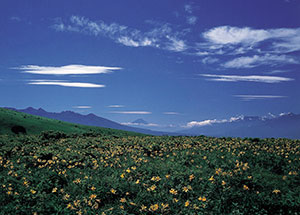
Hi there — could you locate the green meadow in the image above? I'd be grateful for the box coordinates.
[0,108,299,214]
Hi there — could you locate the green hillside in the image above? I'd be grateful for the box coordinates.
[0,108,143,137]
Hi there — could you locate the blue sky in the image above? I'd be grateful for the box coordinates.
[1,0,300,130]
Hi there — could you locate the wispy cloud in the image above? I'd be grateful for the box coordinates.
[108,105,125,108]
[187,16,197,25]
[52,15,187,53]
[52,17,300,68]
[163,112,180,115]
[28,80,105,88]
[184,4,193,14]
[110,111,152,115]
[234,95,287,101]
[223,54,299,68]
[72,106,92,109]
[166,37,187,52]
[10,16,21,22]
[16,64,121,75]
[200,74,293,83]
[201,26,300,55]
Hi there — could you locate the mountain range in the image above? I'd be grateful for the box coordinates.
[5,107,300,139]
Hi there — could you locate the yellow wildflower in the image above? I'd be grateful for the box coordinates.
[91,186,96,191]
[30,189,36,194]
[149,204,159,211]
[185,200,190,207]
[183,186,189,192]
[141,205,147,211]
[120,198,126,203]
[189,174,195,181]
[90,194,97,199]
[52,187,57,193]
[273,189,281,194]
[243,185,249,190]
[169,188,178,195]
[110,188,116,194]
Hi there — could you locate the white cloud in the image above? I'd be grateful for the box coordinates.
[202,26,300,55]
[72,106,92,109]
[108,105,124,108]
[234,95,287,101]
[121,122,159,127]
[16,64,121,75]
[223,54,299,68]
[166,37,187,52]
[28,80,105,88]
[110,111,152,115]
[53,16,187,53]
[184,116,244,128]
[200,74,293,83]
[186,119,218,127]
[187,16,197,25]
[184,4,193,13]
[203,26,270,45]
[117,36,153,47]
[202,57,219,64]
[163,112,179,115]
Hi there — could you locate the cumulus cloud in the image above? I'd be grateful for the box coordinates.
[200,74,293,83]
[234,95,287,101]
[28,80,105,88]
[223,54,299,68]
[16,64,121,75]
[110,111,152,115]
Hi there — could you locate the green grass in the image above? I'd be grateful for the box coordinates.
[0,133,299,214]
[0,107,144,137]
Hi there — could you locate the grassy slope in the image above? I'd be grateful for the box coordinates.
[0,107,144,136]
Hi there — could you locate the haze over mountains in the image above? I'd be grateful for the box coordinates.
[5,107,300,139]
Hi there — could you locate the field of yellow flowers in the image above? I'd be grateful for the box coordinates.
[0,132,299,214]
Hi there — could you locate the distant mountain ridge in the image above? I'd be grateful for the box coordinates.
[179,112,300,139]
[6,107,170,136]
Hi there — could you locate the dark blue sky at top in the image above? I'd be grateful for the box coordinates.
[0,0,300,129]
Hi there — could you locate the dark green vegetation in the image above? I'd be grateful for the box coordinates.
[0,107,143,137]
[0,131,299,214]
